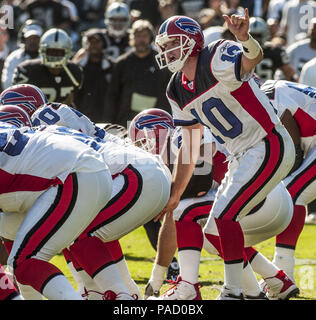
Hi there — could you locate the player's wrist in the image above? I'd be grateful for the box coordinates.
[236,33,249,42]
[237,33,261,59]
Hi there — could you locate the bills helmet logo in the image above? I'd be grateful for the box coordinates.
[0,92,38,115]
[135,115,174,130]
[174,17,202,35]
[0,111,29,127]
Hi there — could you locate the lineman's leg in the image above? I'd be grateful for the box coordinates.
[274,148,316,280]
[8,171,112,300]
[69,163,170,299]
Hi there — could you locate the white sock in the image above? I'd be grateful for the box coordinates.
[178,249,200,284]
[67,262,85,295]
[76,269,103,300]
[242,263,261,296]
[250,252,279,279]
[149,263,167,291]
[17,282,43,300]
[42,274,83,300]
[93,264,130,294]
[224,262,243,295]
[116,259,142,299]
[273,247,295,280]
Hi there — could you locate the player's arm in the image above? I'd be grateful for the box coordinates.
[280,64,299,82]
[63,90,74,106]
[223,8,263,77]
[154,122,204,221]
[11,64,29,85]
[278,48,299,82]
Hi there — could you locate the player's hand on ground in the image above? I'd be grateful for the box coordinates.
[223,7,250,41]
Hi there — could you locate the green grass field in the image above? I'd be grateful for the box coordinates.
[51,224,316,300]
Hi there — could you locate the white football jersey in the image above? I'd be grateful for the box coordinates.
[286,39,316,74]
[32,104,160,176]
[168,40,280,155]
[0,122,108,213]
[261,79,316,154]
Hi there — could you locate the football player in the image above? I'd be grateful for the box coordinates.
[154,12,295,299]
[12,28,83,106]
[258,79,316,295]
[29,102,172,300]
[1,20,44,90]
[130,109,297,300]
[103,2,131,60]
[0,105,113,300]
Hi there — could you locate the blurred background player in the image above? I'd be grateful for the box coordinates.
[72,28,113,123]
[286,17,316,77]
[0,27,10,92]
[12,28,83,106]
[1,19,44,90]
[249,16,298,82]
[103,1,131,60]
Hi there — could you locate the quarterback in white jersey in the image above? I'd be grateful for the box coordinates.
[30,102,171,300]
[0,118,113,300]
[154,13,295,299]
[261,80,316,287]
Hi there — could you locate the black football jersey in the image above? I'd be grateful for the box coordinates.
[12,58,83,103]
[255,44,290,82]
[103,31,131,60]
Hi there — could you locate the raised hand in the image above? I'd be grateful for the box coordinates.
[223,8,250,41]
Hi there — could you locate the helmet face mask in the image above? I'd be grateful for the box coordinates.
[155,34,195,73]
[155,16,204,73]
[39,28,72,68]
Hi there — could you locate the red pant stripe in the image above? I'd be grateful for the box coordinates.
[219,128,284,221]
[178,201,213,222]
[286,159,316,204]
[13,174,77,269]
[79,165,142,238]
